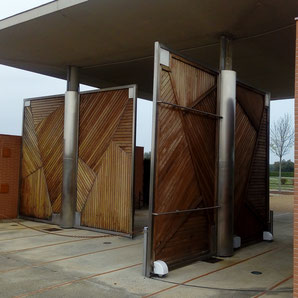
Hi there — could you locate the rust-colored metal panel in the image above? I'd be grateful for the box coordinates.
[234,85,269,244]
[79,88,136,235]
[20,97,64,219]
[0,134,21,219]
[151,49,218,267]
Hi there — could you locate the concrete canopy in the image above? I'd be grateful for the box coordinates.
[0,0,297,99]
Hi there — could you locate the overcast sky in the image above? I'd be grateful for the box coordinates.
[0,1,294,162]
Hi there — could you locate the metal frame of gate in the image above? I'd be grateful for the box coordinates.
[146,42,221,275]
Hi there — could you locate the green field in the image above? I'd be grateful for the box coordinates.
[269,177,293,191]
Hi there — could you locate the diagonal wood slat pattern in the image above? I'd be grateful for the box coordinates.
[20,168,52,219]
[234,102,257,218]
[30,97,64,127]
[21,98,64,218]
[247,109,269,221]
[77,158,97,212]
[79,89,134,235]
[234,87,268,244]
[22,107,43,178]
[35,103,64,212]
[81,142,132,233]
[153,54,217,266]
[79,90,129,173]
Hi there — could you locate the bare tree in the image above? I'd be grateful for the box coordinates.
[270,114,294,192]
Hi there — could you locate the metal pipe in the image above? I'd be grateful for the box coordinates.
[61,66,80,228]
[143,227,148,276]
[130,86,137,237]
[217,70,236,257]
[152,206,220,216]
[146,41,161,277]
[157,101,222,119]
[67,66,79,92]
[219,36,232,71]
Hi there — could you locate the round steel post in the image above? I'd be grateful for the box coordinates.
[61,66,79,228]
[217,70,236,257]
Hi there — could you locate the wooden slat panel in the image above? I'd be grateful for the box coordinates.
[79,90,129,173]
[22,107,43,178]
[234,87,268,244]
[35,103,64,212]
[236,86,264,130]
[81,142,132,233]
[153,53,217,265]
[20,168,52,219]
[247,109,269,221]
[234,102,257,218]
[154,211,210,265]
[79,89,133,235]
[112,99,133,153]
[171,56,216,107]
[21,97,64,218]
[30,97,64,127]
[77,158,97,212]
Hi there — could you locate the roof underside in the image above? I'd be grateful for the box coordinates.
[0,0,297,99]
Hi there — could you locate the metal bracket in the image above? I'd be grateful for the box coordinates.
[129,87,134,99]
[265,93,271,107]
[160,48,170,67]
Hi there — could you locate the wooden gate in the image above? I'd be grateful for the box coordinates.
[149,44,219,267]
[21,96,64,219]
[78,87,136,236]
[234,84,269,244]
[21,86,136,236]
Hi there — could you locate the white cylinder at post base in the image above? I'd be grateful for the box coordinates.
[217,70,236,257]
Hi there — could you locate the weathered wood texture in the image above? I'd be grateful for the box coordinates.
[79,89,134,235]
[234,85,269,244]
[134,146,144,209]
[20,97,64,219]
[152,54,218,266]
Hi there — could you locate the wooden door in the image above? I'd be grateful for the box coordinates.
[234,84,269,244]
[78,87,136,236]
[149,45,219,267]
[21,97,64,219]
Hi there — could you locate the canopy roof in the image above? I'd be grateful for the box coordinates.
[0,0,297,99]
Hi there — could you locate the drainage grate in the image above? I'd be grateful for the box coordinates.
[103,242,112,245]
[202,257,222,264]
[43,228,62,232]
[251,271,262,275]
[10,224,18,226]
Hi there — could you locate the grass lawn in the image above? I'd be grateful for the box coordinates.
[270,176,293,191]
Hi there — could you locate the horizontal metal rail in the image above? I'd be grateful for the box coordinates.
[152,206,220,216]
[157,101,222,119]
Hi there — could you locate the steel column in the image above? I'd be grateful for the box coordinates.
[217,70,236,257]
[219,36,233,71]
[61,66,80,228]
[145,42,161,277]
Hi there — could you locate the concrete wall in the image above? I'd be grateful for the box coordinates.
[294,19,298,297]
[0,134,21,219]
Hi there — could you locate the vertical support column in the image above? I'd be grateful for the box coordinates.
[61,66,80,228]
[145,42,161,277]
[219,36,233,71]
[217,36,236,257]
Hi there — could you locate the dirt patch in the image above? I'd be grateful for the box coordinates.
[270,194,294,213]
